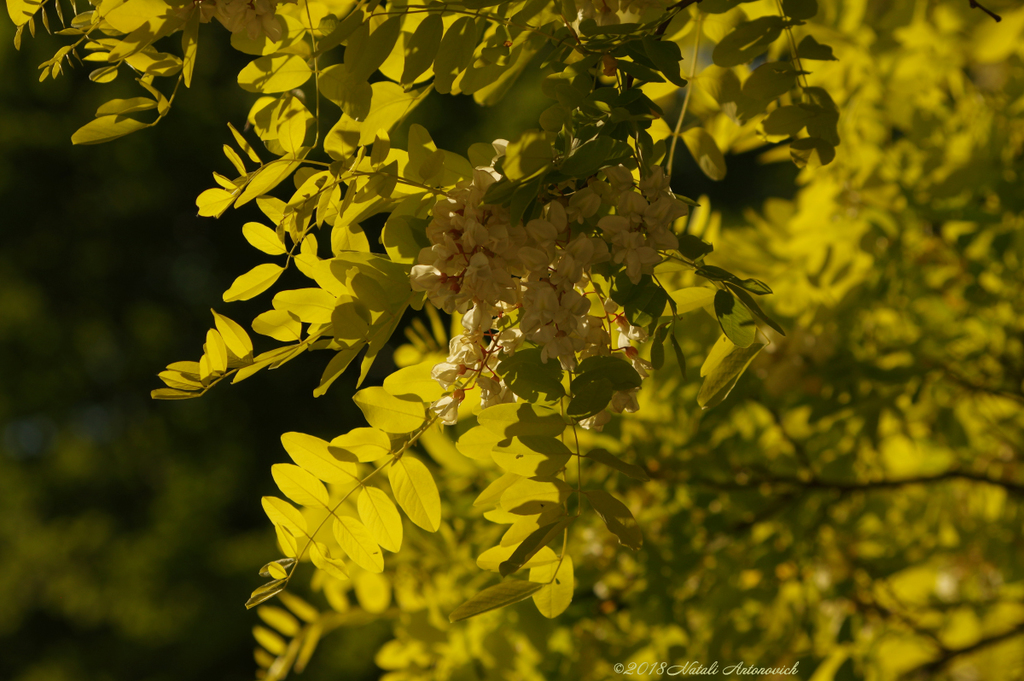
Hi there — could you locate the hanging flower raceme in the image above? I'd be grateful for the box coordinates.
[411,161,690,427]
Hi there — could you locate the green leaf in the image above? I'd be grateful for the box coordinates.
[668,287,717,314]
[500,478,572,515]
[71,115,148,145]
[712,17,786,68]
[319,63,373,120]
[478,403,566,439]
[676,233,713,260]
[669,331,687,380]
[697,341,766,409]
[433,16,480,95]
[762,105,818,137]
[650,323,668,370]
[585,489,642,550]
[797,34,837,60]
[567,377,614,420]
[742,62,800,102]
[353,386,425,434]
[495,347,565,402]
[695,265,772,294]
[491,436,572,477]
[449,579,544,622]
[782,0,818,20]
[237,55,312,93]
[246,579,288,609]
[389,455,441,532]
[402,13,443,85]
[790,136,836,167]
[499,517,573,577]
[682,128,727,181]
[503,129,553,181]
[96,97,157,116]
[714,289,757,348]
[612,273,669,327]
[726,283,786,336]
[642,36,687,87]
[344,16,401,82]
[575,355,643,391]
[586,448,649,481]
[560,136,634,178]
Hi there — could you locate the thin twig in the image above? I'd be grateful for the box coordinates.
[666,13,702,176]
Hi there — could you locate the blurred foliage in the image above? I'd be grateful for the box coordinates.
[4,0,1024,681]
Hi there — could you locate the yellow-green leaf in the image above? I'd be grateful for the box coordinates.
[449,579,543,622]
[309,541,349,581]
[357,486,403,553]
[329,428,392,463]
[238,54,312,93]
[388,455,440,532]
[281,431,358,484]
[668,286,717,314]
[697,340,766,410]
[223,263,283,302]
[245,579,288,609]
[261,496,308,535]
[353,386,425,434]
[585,489,642,550]
[682,127,727,181]
[272,463,330,508]
[242,222,286,255]
[529,554,574,618]
[252,309,301,342]
[500,478,572,516]
[273,288,336,325]
[204,328,228,374]
[477,544,557,572]
[333,515,384,573]
[212,310,253,359]
[71,115,148,145]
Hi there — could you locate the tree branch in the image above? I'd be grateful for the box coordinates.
[900,621,1024,679]
[969,0,1002,22]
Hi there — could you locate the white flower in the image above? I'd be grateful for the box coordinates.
[447,334,482,366]
[431,362,462,389]
[603,165,635,193]
[610,388,640,413]
[478,375,513,409]
[431,393,463,425]
[567,187,601,222]
[410,264,441,292]
[579,410,612,431]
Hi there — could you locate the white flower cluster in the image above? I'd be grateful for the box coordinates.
[597,165,684,284]
[189,0,294,41]
[410,161,688,429]
[573,0,675,26]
